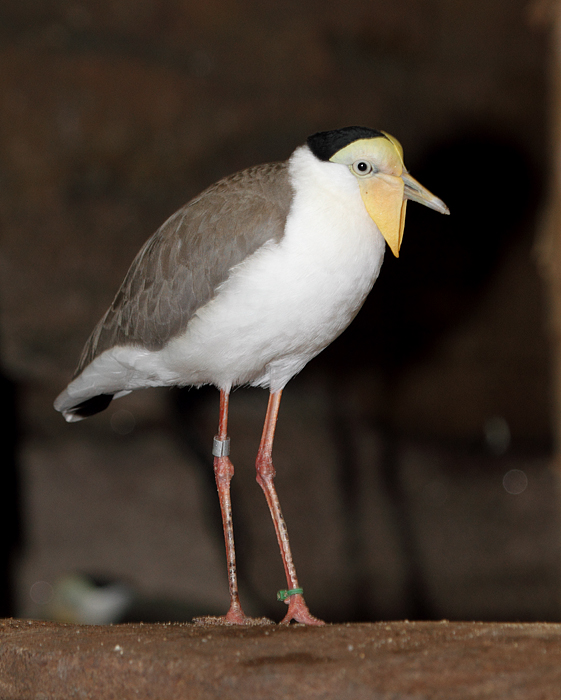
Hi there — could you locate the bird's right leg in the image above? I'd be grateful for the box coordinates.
[212,388,249,624]
[195,389,272,626]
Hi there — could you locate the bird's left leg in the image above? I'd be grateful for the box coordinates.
[256,390,324,626]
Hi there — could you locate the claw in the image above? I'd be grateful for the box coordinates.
[279,593,325,626]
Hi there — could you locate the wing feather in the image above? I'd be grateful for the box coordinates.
[74,161,293,376]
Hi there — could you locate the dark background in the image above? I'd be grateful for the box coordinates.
[0,0,557,623]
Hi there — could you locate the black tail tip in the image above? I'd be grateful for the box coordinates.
[69,394,114,419]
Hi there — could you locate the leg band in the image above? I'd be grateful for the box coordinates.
[212,436,231,457]
[277,588,304,601]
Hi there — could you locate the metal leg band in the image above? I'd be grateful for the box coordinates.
[212,436,231,457]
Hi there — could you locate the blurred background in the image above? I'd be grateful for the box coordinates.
[0,0,559,624]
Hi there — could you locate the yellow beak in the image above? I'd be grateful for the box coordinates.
[359,172,449,258]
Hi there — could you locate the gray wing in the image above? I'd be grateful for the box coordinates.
[75,161,293,376]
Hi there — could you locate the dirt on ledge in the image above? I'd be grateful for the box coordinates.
[1,618,560,699]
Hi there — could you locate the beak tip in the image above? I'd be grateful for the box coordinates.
[429,198,450,216]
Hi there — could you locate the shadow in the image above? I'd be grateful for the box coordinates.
[0,372,22,617]
[321,131,544,621]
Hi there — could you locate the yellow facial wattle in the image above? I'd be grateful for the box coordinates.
[329,133,448,257]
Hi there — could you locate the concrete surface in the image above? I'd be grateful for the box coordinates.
[1,618,560,699]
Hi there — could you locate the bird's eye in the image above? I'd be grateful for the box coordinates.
[352,160,373,177]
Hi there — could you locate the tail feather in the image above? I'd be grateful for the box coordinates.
[54,345,162,421]
[55,392,114,422]
[65,394,114,421]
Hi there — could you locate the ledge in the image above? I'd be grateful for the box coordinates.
[1,618,560,699]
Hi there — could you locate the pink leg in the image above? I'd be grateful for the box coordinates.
[211,389,250,624]
[194,390,272,626]
[256,390,324,626]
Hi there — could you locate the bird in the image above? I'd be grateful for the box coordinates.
[55,126,449,626]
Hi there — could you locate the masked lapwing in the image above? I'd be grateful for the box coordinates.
[55,126,449,626]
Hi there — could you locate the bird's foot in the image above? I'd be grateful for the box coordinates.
[193,604,273,627]
[193,614,274,626]
[279,593,325,626]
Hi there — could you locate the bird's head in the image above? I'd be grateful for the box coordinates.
[307,127,449,257]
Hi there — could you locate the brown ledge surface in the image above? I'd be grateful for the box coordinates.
[1,618,560,699]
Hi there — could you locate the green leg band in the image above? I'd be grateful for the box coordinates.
[277,587,304,602]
